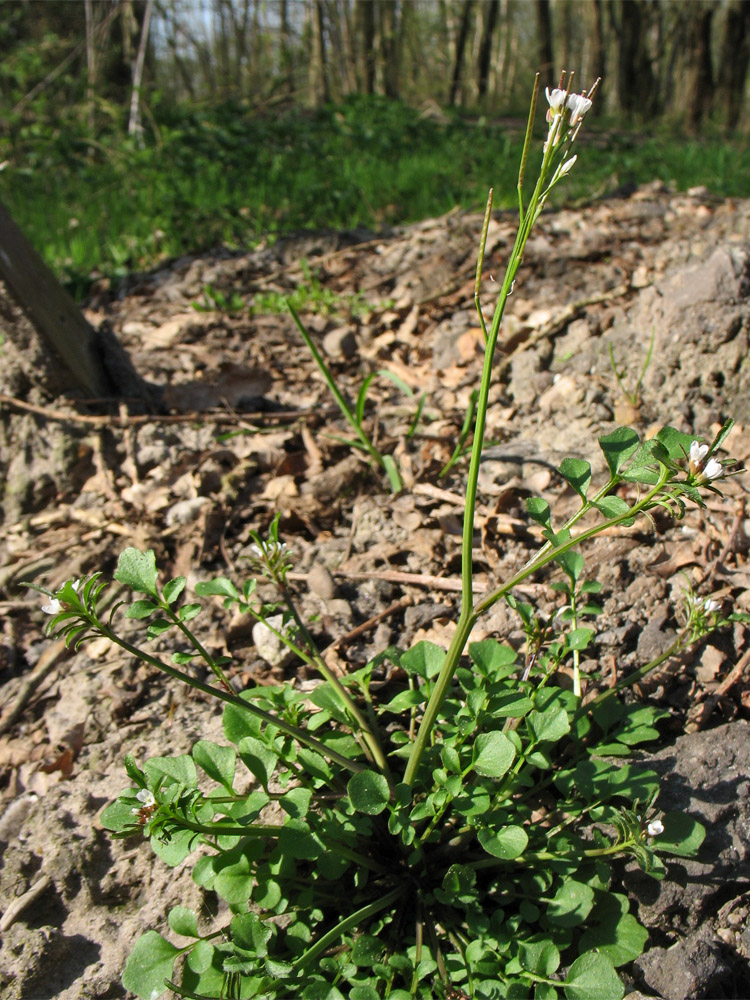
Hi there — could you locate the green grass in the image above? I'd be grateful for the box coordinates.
[2,94,750,300]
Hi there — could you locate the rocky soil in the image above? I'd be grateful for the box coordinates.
[1,181,750,998]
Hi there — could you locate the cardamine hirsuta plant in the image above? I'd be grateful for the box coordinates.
[31,75,744,1000]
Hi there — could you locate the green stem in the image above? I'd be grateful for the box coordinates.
[289,300,399,489]
[576,627,689,722]
[95,625,366,774]
[275,578,394,787]
[404,473,669,787]
[289,885,406,974]
[468,837,636,870]
[168,609,234,692]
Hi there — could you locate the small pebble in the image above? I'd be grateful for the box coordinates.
[308,564,337,600]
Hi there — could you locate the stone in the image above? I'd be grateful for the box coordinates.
[252,614,296,669]
[307,563,337,600]
[322,327,357,359]
[628,722,750,996]
[633,924,732,1000]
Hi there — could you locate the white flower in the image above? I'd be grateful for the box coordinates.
[41,579,81,615]
[646,819,664,837]
[566,93,593,125]
[250,543,264,557]
[700,597,721,614]
[702,457,724,481]
[136,788,156,807]
[545,86,567,120]
[689,441,709,467]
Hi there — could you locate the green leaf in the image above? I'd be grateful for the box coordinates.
[195,577,239,600]
[527,707,570,744]
[350,987,380,1000]
[382,688,427,712]
[193,740,236,793]
[382,453,403,492]
[400,641,445,679]
[655,425,695,462]
[277,818,323,859]
[124,599,160,619]
[115,548,159,598]
[478,824,528,859]
[172,651,197,665]
[599,427,640,476]
[100,793,140,834]
[594,495,633,520]
[526,496,551,528]
[488,692,534,719]
[223,695,261,745]
[212,845,257,905]
[547,880,594,927]
[708,418,734,456]
[122,931,180,999]
[348,770,390,815]
[441,863,477,898]
[168,906,200,938]
[519,938,560,976]
[231,912,273,957]
[441,745,462,773]
[178,603,202,622]
[146,619,173,639]
[163,577,186,605]
[653,811,705,856]
[564,951,624,1000]
[620,440,662,485]
[296,748,333,782]
[145,755,198,789]
[151,826,200,868]
[565,628,595,652]
[238,736,278,789]
[352,934,384,967]
[579,895,648,966]
[279,786,312,819]
[555,550,584,582]
[308,682,351,724]
[559,457,592,499]
[185,939,214,975]
[469,639,518,677]
[535,984,559,1000]
[473,731,516,777]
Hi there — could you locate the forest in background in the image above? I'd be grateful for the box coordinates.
[2,0,750,297]
[4,0,750,134]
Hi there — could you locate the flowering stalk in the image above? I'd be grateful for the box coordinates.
[404,73,598,788]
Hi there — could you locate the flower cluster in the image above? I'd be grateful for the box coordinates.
[688,440,724,484]
[544,78,595,153]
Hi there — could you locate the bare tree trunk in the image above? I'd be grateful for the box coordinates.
[84,0,96,132]
[685,3,714,130]
[339,0,358,95]
[477,0,500,101]
[615,0,656,117]
[309,0,330,104]
[280,0,295,97]
[379,0,400,99]
[356,0,376,93]
[536,0,554,78]
[128,0,152,140]
[717,0,750,130]
[166,5,196,100]
[591,0,606,85]
[449,0,475,106]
